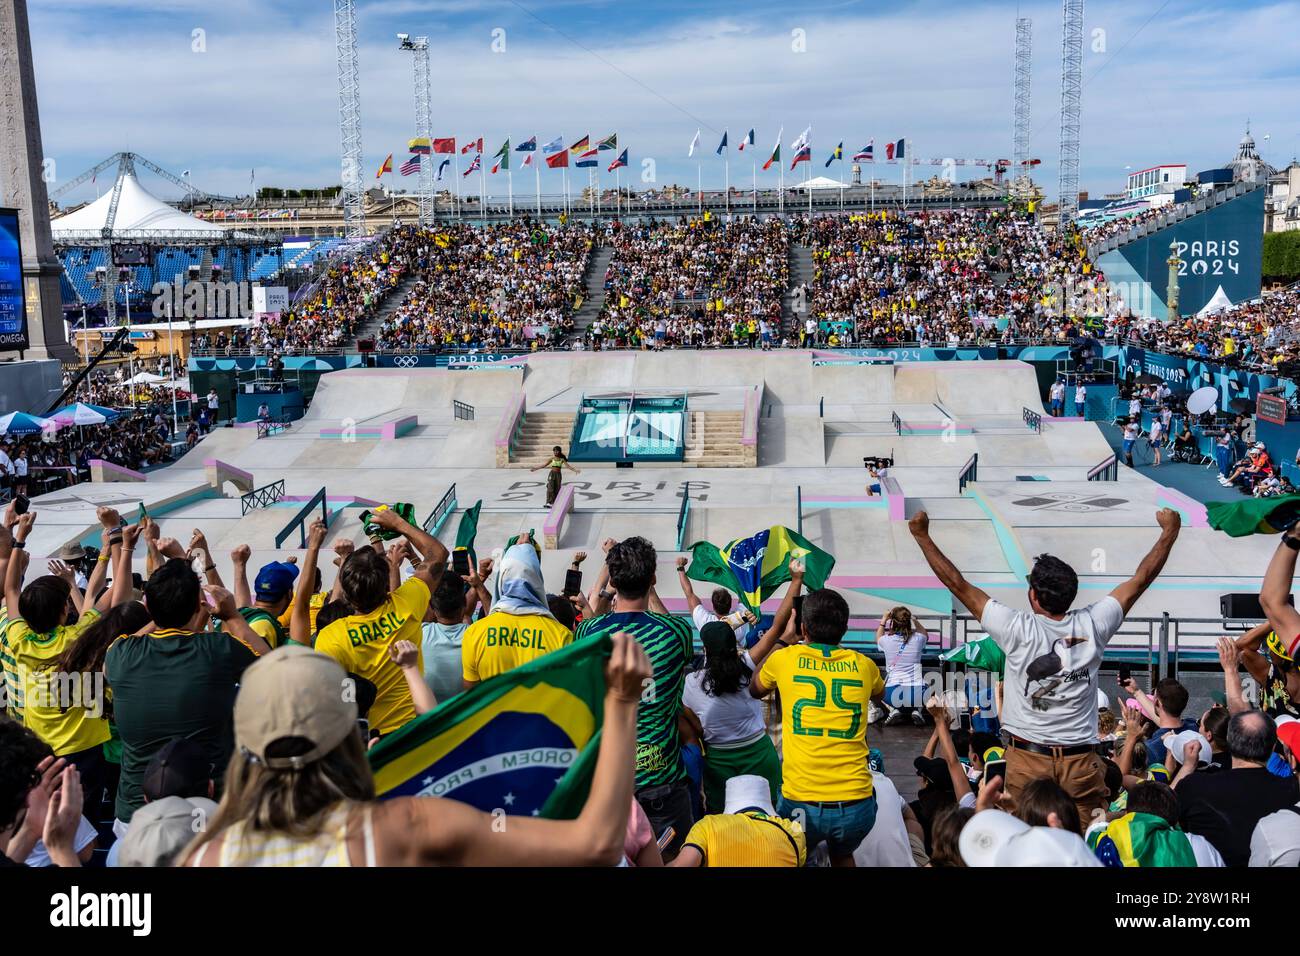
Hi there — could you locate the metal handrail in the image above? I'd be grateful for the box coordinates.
[275,487,328,548]
[958,452,978,492]
[891,410,902,435]
[256,414,292,439]
[423,483,457,537]
[1022,406,1042,433]
[1086,453,1119,481]
[453,400,475,421]
[676,482,692,552]
[240,478,286,515]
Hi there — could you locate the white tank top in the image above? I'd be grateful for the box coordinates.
[190,802,377,867]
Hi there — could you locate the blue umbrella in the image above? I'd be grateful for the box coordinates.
[0,411,57,436]
[49,402,121,426]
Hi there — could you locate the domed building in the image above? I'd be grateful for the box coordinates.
[1226,127,1276,185]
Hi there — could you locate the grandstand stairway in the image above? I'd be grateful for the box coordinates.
[509,412,577,466]
[351,272,421,346]
[570,243,613,341]
[683,410,746,467]
[784,244,814,336]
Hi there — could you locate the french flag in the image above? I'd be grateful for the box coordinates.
[885,138,906,162]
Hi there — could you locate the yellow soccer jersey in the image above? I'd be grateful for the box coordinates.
[461,611,573,684]
[8,609,110,756]
[683,811,806,867]
[314,577,430,735]
[758,643,884,802]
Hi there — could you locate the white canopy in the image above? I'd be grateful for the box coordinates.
[796,176,850,190]
[127,371,168,385]
[51,171,229,241]
[1197,285,1234,316]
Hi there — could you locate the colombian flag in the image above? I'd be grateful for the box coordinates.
[686,526,835,612]
[1087,812,1198,867]
[369,635,612,819]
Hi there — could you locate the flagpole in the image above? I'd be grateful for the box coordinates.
[839,153,844,214]
[454,151,461,220]
[508,169,514,219]
[752,162,757,215]
[697,162,702,217]
[615,167,621,218]
[479,159,486,226]
[535,160,541,218]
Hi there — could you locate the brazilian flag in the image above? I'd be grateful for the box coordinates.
[359,502,417,541]
[1087,812,1198,867]
[454,499,482,567]
[368,635,612,819]
[939,635,1006,676]
[686,526,834,612]
[1206,494,1300,537]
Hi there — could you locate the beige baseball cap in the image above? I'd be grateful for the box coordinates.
[234,645,358,770]
[117,795,219,867]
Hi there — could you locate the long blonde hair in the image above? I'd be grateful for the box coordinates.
[181,732,375,863]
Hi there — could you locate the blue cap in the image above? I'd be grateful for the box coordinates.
[254,561,299,601]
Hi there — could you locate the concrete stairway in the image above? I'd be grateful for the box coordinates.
[570,243,614,342]
[784,243,814,337]
[351,271,420,345]
[683,410,747,467]
[508,412,576,466]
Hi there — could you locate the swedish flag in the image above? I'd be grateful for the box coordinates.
[686,526,835,611]
[368,635,612,819]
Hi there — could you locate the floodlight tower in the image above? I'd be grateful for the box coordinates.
[335,0,365,237]
[1013,17,1032,189]
[398,34,434,226]
[1057,0,1084,220]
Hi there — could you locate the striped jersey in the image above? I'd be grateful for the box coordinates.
[575,610,693,788]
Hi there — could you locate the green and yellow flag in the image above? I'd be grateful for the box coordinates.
[453,499,482,567]
[368,634,613,819]
[686,526,834,611]
[1206,494,1300,537]
[1087,812,1198,867]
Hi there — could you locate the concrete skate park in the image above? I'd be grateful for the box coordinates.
[22,351,1269,662]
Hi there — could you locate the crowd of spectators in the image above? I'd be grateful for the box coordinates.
[2,489,1298,871]
[373,220,593,352]
[587,218,788,349]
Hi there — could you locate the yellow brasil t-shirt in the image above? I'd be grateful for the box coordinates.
[683,811,807,867]
[758,643,884,802]
[314,577,430,735]
[461,610,573,684]
[8,608,110,756]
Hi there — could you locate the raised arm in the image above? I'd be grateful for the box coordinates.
[749,561,804,669]
[675,557,702,614]
[1216,637,1250,714]
[367,508,447,594]
[291,520,327,646]
[5,512,36,616]
[103,523,140,611]
[189,529,225,590]
[1233,619,1274,685]
[1109,509,1181,614]
[908,511,991,620]
[229,544,253,609]
[1260,529,1300,662]
[926,700,974,798]
[587,537,616,612]
[388,640,437,715]
[466,558,493,621]
[209,585,271,657]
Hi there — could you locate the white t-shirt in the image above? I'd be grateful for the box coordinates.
[681,651,765,745]
[980,596,1125,746]
[1149,420,1163,441]
[692,605,752,645]
[1124,422,1140,442]
[878,629,925,687]
[853,774,916,867]
[1075,386,1086,404]
[1050,383,1065,401]
[1249,803,1300,866]
[26,815,97,866]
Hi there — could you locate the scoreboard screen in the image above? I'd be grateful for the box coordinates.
[0,208,27,351]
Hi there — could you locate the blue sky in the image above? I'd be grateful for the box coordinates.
[25,0,1300,203]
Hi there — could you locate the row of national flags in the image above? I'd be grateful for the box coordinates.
[377,134,630,181]
[692,128,907,171]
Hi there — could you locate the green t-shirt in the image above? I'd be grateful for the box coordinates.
[104,627,258,822]
[574,610,692,789]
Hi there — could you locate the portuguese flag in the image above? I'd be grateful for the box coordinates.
[686,526,834,612]
[1206,494,1300,537]
[369,634,613,819]
[762,141,781,171]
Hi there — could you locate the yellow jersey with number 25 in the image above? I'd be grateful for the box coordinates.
[758,643,883,802]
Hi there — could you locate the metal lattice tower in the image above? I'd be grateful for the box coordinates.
[1057,0,1084,220]
[1014,18,1032,174]
[335,0,365,237]
[399,35,434,226]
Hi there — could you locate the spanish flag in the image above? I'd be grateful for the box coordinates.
[369,634,613,819]
[376,154,393,178]
[686,526,835,612]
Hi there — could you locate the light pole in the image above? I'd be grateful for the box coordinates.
[397,34,433,226]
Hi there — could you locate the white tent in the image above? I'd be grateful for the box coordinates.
[796,175,850,190]
[127,371,168,385]
[51,171,229,242]
[1197,285,1234,316]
